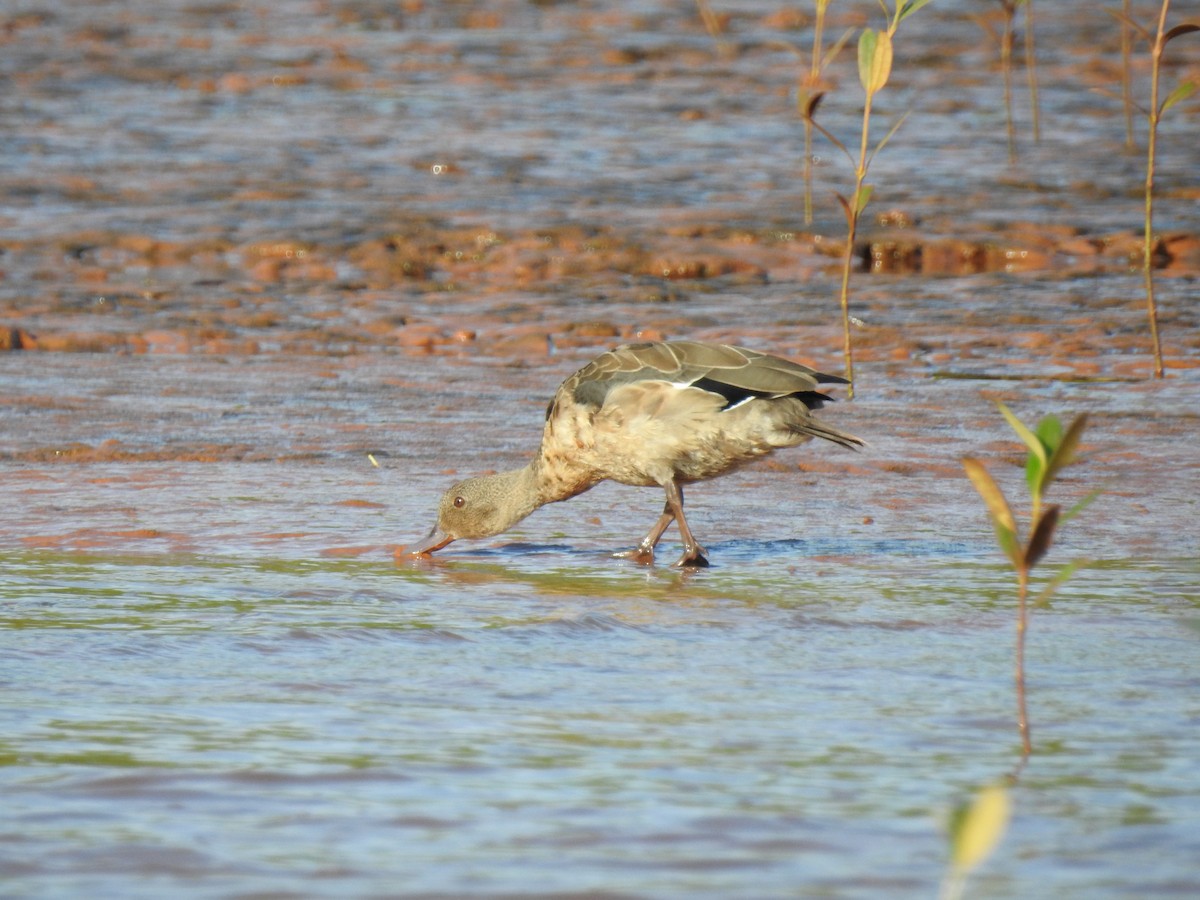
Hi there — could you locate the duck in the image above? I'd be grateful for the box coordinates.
[402,340,863,567]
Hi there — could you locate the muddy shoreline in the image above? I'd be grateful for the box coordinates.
[2,217,1197,362]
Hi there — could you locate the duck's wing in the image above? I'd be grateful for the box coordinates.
[549,340,846,419]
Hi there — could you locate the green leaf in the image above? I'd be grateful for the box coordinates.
[896,0,935,23]
[1161,79,1198,115]
[1023,454,1042,497]
[1034,559,1087,608]
[949,783,1011,872]
[858,28,893,95]
[1024,505,1060,569]
[997,402,1047,495]
[997,403,1047,465]
[1061,485,1102,525]
[872,30,894,93]
[962,458,1022,567]
[1042,412,1088,491]
[1025,415,1061,494]
[1035,415,1063,454]
[962,458,1017,534]
[855,183,875,215]
[858,29,878,93]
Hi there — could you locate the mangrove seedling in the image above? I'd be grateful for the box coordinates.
[805,0,932,396]
[802,0,833,226]
[1120,0,1136,151]
[973,0,1040,162]
[791,1,854,225]
[940,782,1012,900]
[774,3,853,224]
[962,404,1092,757]
[1110,1,1198,379]
[1022,1,1040,144]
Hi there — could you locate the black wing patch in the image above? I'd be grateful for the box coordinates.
[791,390,835,411]
[691,377,834,411]
[691,377,759,409]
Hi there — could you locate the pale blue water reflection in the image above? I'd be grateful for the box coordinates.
[3,549,1198,898]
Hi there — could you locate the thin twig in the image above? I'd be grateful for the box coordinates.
[1143,0,1169,379]
[1024,1,1041,142]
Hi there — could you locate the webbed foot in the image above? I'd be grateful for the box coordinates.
[672,548,709,568]
[614,546,656,565]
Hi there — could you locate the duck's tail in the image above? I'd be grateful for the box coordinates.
[789,417,865,451]
[783,390,864,450]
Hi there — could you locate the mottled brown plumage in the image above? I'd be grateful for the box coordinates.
[404,340,862,566]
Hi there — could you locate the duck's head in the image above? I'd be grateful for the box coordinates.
[402,470,538,558]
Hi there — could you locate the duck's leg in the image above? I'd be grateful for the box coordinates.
[613,500,675,565]
[664,480,709,568]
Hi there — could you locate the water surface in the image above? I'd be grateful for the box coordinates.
[2,1,1199,897]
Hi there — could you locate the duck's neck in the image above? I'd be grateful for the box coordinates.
[485,463,545,532]
[530,448,598,506]
[482,452,595,535]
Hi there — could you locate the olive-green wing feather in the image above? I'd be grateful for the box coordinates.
[551,340,846,418]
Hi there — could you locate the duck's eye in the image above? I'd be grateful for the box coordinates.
[453,496,466,508]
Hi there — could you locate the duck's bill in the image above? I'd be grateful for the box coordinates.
[400,526,455,558]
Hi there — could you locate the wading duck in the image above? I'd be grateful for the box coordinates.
[403,340,863,567]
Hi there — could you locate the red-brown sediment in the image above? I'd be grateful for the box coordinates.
[0,2,1196,562]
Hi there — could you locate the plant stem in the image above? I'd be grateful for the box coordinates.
[803,123,815,226]
[1144,0,1169,379]
[837,218,857,398]
[802,3,828,226]
[1024,1,1040,142]
[858,81,873,172]
[836,90,875,398]
[1001,5,1017,163]
[1015,565,1032,757]
[1121,0,1136,151]
[694,0,732,60]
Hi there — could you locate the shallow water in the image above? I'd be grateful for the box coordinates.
[2,1,1200,897]
[4,350,1199,898]
[3,548,1199,898]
